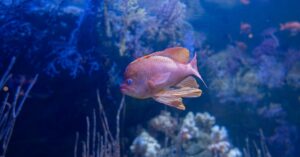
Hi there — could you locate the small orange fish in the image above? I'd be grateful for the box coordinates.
[120,47,205,110]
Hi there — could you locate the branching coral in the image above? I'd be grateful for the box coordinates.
[130,131,161,157]
[74,91,124,157]
[149,111,177,135]
[0,57,38,157]
[130,111,242,157]
[105,0,192,57]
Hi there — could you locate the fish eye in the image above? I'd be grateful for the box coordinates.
[126,79,133,85]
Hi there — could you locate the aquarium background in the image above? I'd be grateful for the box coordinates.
[0,0,300,157]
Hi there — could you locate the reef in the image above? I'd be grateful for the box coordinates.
[0,0,197,78]
[0,0,300,157]
[130,111,242,157]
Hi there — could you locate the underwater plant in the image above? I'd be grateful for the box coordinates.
[243,130,272,157]
[0,57,38,157]
[74,91,125,157]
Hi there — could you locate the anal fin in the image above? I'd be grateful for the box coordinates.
[153,96,186,110]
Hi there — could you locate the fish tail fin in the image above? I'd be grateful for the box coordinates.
[190,53,208,88]
[280,23,284,31]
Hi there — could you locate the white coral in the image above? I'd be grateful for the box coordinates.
[195,112,215,130]
[211,125,228,142]
[227,148,242,157]
[149,111,177,134]
[179,112,200,141]
[130,131,161,157]
[208,141,231,154]
[209,125,242,157]
[132,111,243,157]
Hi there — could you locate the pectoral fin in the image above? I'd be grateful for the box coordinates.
[176,76,199,88]
[153,96,186,110]
[148,72,171,89]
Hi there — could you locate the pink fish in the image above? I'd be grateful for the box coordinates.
[280,21,300,35]
[240,0,250,5]
[240,22,252,34]
[120,47,204,110]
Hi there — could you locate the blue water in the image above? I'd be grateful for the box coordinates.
[0,0,300,157]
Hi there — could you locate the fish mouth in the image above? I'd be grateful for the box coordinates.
[120,84,128,93]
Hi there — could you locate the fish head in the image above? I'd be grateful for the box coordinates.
[120,77,137,96]
[120,65,148,98]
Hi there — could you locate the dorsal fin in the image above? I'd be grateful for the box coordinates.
[151,47,190,64]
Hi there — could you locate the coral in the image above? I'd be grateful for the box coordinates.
[0,0,100,77]
[105,0,192,57]
[74,91,125,157]
[268,123,298,157]
[205,46,263,104]
[284,49,300,88]
[130,131,161,157]
[257,103,286,119]
[195,112,215,132]
[0,0,199,78]
[203,28,297,104]
[235,70,264,103]
[181,0,205,21]
[0,57,38,157]
[253,37,279,58]
[179,112,202,141]
[208,125,230,154]
[149,111,177,135]
[45,0,100,77]
[227,148,242,157]
[256,55,286,88]
[286,62,300,88]
[131,111,242,157]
